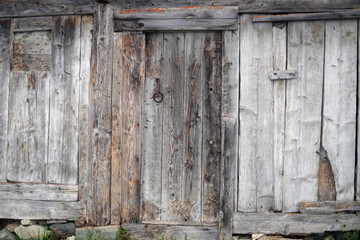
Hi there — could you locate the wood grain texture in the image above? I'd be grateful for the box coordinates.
[7,71,49,183]
[114,19,238,31]
[272,22,286,212]
[0,199,84,220]
[13,17,53,32]
[114,6,238,19]
[89,4,113,226]
[233,212,360,235]
[283,21,325,212]
[238,14,274,213]
[322,19,357,201]
[318,146,336,201]
[358,19,360,201]
[0,183,78,201]
[299,201,360,214]
[0,19,11,183]
[269,70,297,80]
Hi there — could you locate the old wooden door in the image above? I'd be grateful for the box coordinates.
[0,16,92,220]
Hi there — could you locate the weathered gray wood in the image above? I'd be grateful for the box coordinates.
[48,16,81,184]
[0,0,95,18]
[118,32,145,223]
[269,70,297,80]
[358,19,360,201]
[114,6,238,19]
[109,0,239,9]
[114,19,238,31]
[283,21,325,212]
[0,199,84,220]
[272,22,286,212]
[121,223,218,240]
[0,183,78,201]
[89,4,113,226]
[78,15,93,225]
[0,19,10,183]
[238,14,274,212]
[183,32,204,222]
[161,32,186,222]
[299,201,360,214]
[7,71,49,183]
[253,10,360,22]
[322,19,357,201]
[202,32,222,222]
[13,17,53,32]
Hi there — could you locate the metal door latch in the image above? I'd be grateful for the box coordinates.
[151,78,164,103]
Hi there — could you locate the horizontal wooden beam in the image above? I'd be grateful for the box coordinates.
[233,213,360,235]
[114,6,238,20]
[114,19,238,31]
[269,70,297,80]
[253,10,360,22]
[13,17,53,32]
[0,183,78,201]
[299,201,360,214]
[0,199,84,220]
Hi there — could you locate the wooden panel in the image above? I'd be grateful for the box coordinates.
[78,15,93,225]
[114,6,238,19]
[322,19,357,201]
[161,33,186,221]
[233,212,360,235]
[0,19,11,182]
[114,19,238,31]
[119,32,145,223]
[0,183,78,201]
[13,17,53,32]
[358,19,360,201]
[272,22,287,212]
[183,32,205,222]
[202,32,222,222]
[238,14,274,212]
[89,4,113,226]
[299,201,360,214]
[269,70,297,81]
[283,21,325,212]
[0,0,95,18]
[48,16,81,184]
[7,71,49,183]
[0,199,84,220]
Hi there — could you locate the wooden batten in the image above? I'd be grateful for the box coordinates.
[299,201,360,214]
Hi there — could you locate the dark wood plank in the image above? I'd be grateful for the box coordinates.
[114,19,238,31]
[0,19,11,183]
[299,201,360,214]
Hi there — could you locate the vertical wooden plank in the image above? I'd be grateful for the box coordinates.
[272,22,287,212]
[120,32,145,223]
[0,19,10,182]
[183,32,204,222]
[111,32,123,225]
[48,16,81,184]
[89,4,113,225]
[358,19,360,201]
[161,32,186,221]
[238,14,274,212]
[7,71,49,183]
[78,15,93,225]
[202,32,222,222]
[322,19,357,201]
[283,21,325,212]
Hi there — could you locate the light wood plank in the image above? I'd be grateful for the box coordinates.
[183,32,204,222]
[114,6,238,19]
[119,32,145,223]
[272,22,287,212]
[0,199,84,220]
[48,16,81,184]
[114,19,238,31]
[233,212,360,235]
[299,201,360,214]
[78,15,93,225]
[238,14,274,212]
[0,19,11,182]
[13,17,53,32]
[283,21,325,212]
[161,32,186,221]
[202,32,222,222]
[7,71,49,183]
[0,183,78,201]
[322,19,357,201]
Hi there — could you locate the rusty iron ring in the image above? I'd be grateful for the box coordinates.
[152,92,164,103]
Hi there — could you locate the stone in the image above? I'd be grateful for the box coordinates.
[67,236,76,240]
[0,229,17,240]
[252,234,264,240]
[15,225,49,240]
[20,220,37,226]
[50,223,76,239]
[76,226,120,240]
[5,221,20,232]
